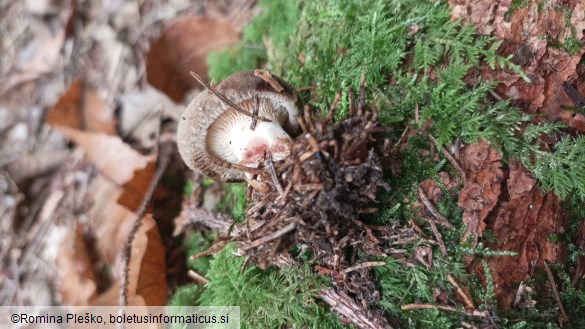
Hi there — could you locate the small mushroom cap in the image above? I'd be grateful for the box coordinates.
[177,71,300,181]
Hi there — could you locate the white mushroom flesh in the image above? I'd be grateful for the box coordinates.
[206,97,293,168]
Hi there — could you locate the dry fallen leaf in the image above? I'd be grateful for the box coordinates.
[5,30,66,89]
[87,214,166,307]
[117,86,183,152]
[57,224,98,306]
[117,160,157,212]
[4,150,70,183]
[135,215,167,306]
[47,80,117,135]
[146,16,240,102]
[53,127,148,185]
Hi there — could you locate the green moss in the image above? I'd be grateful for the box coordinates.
[169,284,202,307]
[207,0,300,80]
[184,231,216,275]
[561,37,582,55]
[189,0,585,327]
[214,183,248,222]
[374,256,472,327]
[505,0,530,21]
[183,179,195,197]
[198,244,345,329]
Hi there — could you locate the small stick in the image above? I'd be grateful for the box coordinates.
[297,109,310,133]
[210,155,263,176]
[119,135,173,310]
[426,217,447,256]
[240,256,252,274]
[241,222,297,251]
[415,104,420,124]
[543,261,569,324]
[187,270,209,285]
[296,85,317,92]
[325,89,342,122]
[254,69,284,92]
[417,187,454,228]
[512,281,528,308]
[265,154,284,195]
[401,304,489,318]
[447,274,475,309]
[371,104,379,122]
[293,183,323,191]
[190,239,232,260]
[305,133,320,151]
[304,105,316,132]
[320,288,394,329]
[358,69,366,116]
[392,125,412,152]
[488,90,503,102]
[191,71,272,123]
[461,321,479,329]
[341,261,386,275]
[428,134,466,182]
[249,95,260,131]
[299,150,318,162]
[349,88,356,116]
[276,181,293,202]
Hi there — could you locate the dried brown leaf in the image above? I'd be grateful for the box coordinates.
[47,80,116,135]
[4,150,70,182]
[57,225,97,305]
[146,17,240,102]
[55,127,148,185]
[135,215,167,306]
[46,79,84,130]
[117,160,157,212]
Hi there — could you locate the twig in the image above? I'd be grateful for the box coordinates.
[178,206,239,236]
[543,261,569,324]
[392,125,412,152]
[187,270,209,285]
[417,186,454,228]
[325,89,342,122]
[358,68,366,116]
[427,134,466,182]
[190,239,232,260]
[119,135,173,310]
[488,90,503,102]
[447,274,475,309]
[249,95,260,131]
[241,222,297,251]
[341,261,387,275]
[401,304,489,318]
[512,281,528,308]
[265,154,283,194]
[254,69,284,92]
[191,71,271,123]
[320,288,394,329]
[461,321,479,329]
[349,88,356,116]
[426,217,447,256]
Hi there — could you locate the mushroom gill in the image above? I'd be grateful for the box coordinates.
[206,97,294,168]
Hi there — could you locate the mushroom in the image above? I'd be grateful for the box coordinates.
[177,70,300,181]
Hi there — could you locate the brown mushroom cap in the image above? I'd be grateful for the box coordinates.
[177,71,300,181]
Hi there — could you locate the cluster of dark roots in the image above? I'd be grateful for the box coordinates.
[237,81,393,304]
